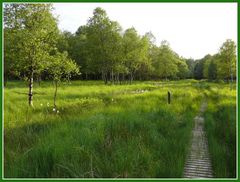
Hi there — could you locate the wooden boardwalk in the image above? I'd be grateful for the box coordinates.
[183,102,214,178]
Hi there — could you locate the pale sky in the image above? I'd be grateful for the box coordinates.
[52,3,237,60]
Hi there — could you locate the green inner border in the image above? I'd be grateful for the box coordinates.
[0,0,238,181]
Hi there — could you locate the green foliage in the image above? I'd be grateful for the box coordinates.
[176,59,189,79]
[192,39,236,81]
[194,56,206,80]
[53,8,191,83]
[46,51,80,109]
[208,59,217,80]
[4,3,60,106]
[85,7,122,83]
[152,41,180,79]
[122,28,150,82]
[203,55,212,78]
[216,39,236,80]
[4,3,59,78]
[47,51,80,82]
[4,29,18,83]
[4,5,237,84]
[204,84,236,177]
[185,59,195,78]
[5,80,205,178]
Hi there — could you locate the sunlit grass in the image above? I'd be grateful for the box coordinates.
[4,80,236,178]
[204,83,236,178]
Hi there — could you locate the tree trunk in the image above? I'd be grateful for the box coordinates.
[67,76,70,83]
[111,69,114,84]
[117,73,119,84]
[119,73,122,85]
[130,72,133,84]
[4,73,7,87]
[102,71,105,84]
[108,72,110,84]
[53,81,58,109]
[102,72,104,81]
[38,75,41,86]
[103,72,108,85]
[28,71,34,106]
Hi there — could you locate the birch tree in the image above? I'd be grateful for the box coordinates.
[4,3,59,106]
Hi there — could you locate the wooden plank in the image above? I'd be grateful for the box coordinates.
[184,168,213,175]
[183,102,213,178]
[184,165,213,171]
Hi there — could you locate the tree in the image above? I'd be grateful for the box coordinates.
[4,28,18,86]
[47,52,80,110]
[86,7,123,84]
[208,59,217,80]
[152,41,178,80]
[73,26,93,79]
[135,33,155,80]
[200,53,218,81]
[4,4,25,86]
[217,39,236,82]
[122,28,149,83]
[57,31,72,53]
[4,4,59,106]
[202,54,212,79]
[176,59,189,79]
[185,58,195,78]
[193,54,212,80]
[57,30,91,80]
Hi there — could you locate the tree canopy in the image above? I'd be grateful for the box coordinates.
[4,5,237,89]
[4,4,79,106]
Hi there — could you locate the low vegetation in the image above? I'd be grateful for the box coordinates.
[5,80,202,178]
[4,80,236,178]
[204,83,236,178]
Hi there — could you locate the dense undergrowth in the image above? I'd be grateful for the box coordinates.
[4,80,236,178]
[204,83,236,178]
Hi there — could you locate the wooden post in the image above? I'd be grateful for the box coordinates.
[168,91,171,104]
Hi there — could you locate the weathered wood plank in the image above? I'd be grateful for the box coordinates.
[183,101,213,178]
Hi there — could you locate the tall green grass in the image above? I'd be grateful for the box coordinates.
[4,80,233,178]
[204,83,236,178]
